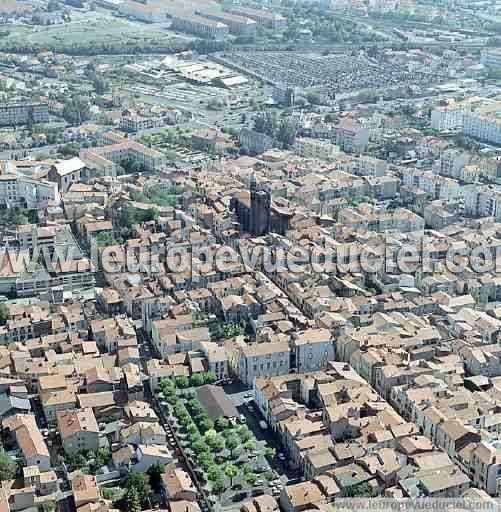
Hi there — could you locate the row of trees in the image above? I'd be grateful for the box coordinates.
[159,372,217,396]
[168,395,266,497]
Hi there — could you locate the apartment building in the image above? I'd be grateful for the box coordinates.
[336,119,369,153]
[464,185,501,219]
[356,155,387,177]
[171,13,229,40]
[403,169,464,202]
[0,103,49,127]
[195,9,257,36]
[293,138,338,160]
[56,408,100,452]
[431,101,469,132]
[227,6,287,29]
[481,48,501,70]
[463,101,501,144]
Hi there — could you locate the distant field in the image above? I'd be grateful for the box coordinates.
[0,14,188,54]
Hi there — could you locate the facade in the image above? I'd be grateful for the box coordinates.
[56,408,100,452]
[0,173,59,208]
[227,6,287,29]
[293,138,338,160]
[238,128,273,156]
[431,102,469,132]
[0,103,49,127]
[291,329,335,372]
[464,185,501,219]
[231,339,291,386]
[336,120,369,153]
[481,49,501,70]
[195,9,257,36]
[171,13,229,40]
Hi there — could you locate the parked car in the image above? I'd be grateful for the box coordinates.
[259,420,268,430]
[239,414,247,423]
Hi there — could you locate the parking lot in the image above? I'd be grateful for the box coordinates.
[216,51,437,93]
[223,382,302,483]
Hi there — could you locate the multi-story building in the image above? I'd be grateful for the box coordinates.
[0,103,49,127]
[119,108,178,133]
[403,169,464,202]
[56,408,100,452]
[464,185,501,220]
[171,13,229,40]
[293,138,338,160]
[230,339,291,386]
[118,0,165,22]
[227,6,287,29]
[81,131,166,173]
[431,102,469,132]
[336,119,369,153]
[291,329,334,372]
[481,48,501,70]
[0,165,59,208]
[195,9,257,36]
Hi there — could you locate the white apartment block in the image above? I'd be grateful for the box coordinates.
[403,169,464,202]
[431,102,469,132]
[463,112,501,146]
[293,138,338,160]
[481,48,501,70]
[356,155,387,177]
[464,185,501,220]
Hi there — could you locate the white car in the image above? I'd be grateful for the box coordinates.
[259,420,268,430]
[239,414,247,423]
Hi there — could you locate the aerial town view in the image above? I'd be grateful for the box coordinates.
[5,1,501,512]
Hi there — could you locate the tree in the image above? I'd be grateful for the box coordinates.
[212,477,225,495]
[192,440,209,455]
[199,417,214,434]
[225,434,239,457]
[343,482,377,498]
[0,304,8,326]
[244,440,256,452]
[189,373,204,387]
[215,417,229,431]
[207,466,223,482]
[125,486,141,512]
[147,463,164,492]
[224,463,238,487]
[277,119,296,149]
[124,471,151,505]
[244,471,257,485]
[237,426,251,443]
[203,372,217,384]
[62,97,90,125]
[264,447,276,459]
[175,375,189,388]
[0,450,16,481]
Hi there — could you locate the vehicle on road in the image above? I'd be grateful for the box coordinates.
[239,414,247,423]
[259,420,268,430]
